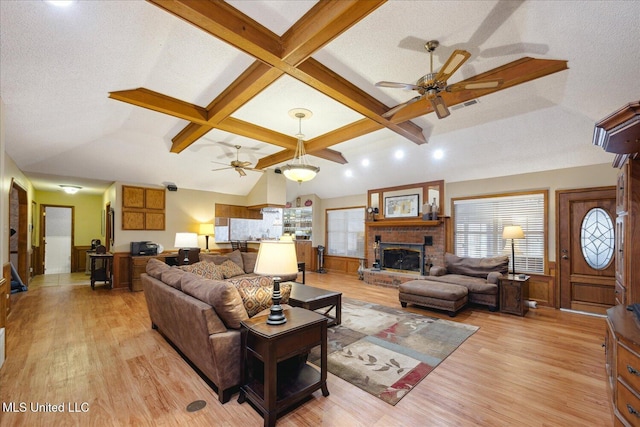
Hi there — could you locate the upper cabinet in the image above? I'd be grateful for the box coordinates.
[284,207,312,240]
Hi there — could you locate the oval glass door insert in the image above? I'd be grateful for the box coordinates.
[580,207,614,270]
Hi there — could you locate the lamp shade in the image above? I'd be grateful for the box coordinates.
[174,232,198,248]
[502,225,524,240]
[199,223,215,236]
[254,238,298,276]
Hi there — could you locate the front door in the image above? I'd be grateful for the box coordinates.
[558,187,616,314]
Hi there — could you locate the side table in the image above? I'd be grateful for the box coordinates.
[238,307,328,427]
[499,274,530,316]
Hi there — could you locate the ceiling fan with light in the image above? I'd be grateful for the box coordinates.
[211,145,264,177]
[376,40,504,119]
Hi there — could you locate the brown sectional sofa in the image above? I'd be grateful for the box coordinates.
[141,250,293,403]
[427,253,509,311]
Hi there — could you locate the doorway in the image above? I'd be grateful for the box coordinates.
[41,205,74,275]
[558,186,616,315]
[9,180,29,288]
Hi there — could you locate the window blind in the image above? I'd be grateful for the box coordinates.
[327,207,365,257]
[453,193,545,273]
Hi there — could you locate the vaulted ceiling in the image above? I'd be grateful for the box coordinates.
[1,1,639,198]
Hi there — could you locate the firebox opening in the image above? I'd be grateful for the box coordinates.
[380,242,424,275]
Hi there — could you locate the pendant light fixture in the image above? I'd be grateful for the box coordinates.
[281,108,319,183]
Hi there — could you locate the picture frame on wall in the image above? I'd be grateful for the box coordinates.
[385,194,419,218]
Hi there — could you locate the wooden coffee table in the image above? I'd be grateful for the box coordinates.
[288,283,342,326]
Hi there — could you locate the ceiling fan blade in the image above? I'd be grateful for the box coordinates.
[211,160,231,166]
[446,79,504,92]
[382,95,423,118]
[239,161,252,168]
[236,168,247,177]
[375,81,420,90]
[430,96,450,120]
[434,49,471,83]
[211,166,233,172]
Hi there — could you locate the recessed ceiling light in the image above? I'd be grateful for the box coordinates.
[394,149,404,159]
[344,169,353,178]
[433,149,444,159]
[45,0,75,7]
[361,158,370,167]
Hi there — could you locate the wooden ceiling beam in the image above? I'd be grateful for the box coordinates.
[146,0,428,158]
[171,62,284,153]
[148,0,282,63]
[255,147,347,170]
[108,88,208,123]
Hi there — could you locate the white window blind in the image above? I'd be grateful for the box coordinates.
[327,207,365,257]
[453,193,545,273]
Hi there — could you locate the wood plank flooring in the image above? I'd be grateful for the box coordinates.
[0,271,613,426]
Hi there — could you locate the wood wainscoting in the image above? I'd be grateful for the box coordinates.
[323,255,360,276]
[523,261,557,308]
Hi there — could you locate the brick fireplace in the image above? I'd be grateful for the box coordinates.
[364,219,446,288]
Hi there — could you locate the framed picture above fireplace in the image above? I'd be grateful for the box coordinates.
[385,194,419,218]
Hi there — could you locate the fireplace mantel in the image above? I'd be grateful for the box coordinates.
[367,219,442,227]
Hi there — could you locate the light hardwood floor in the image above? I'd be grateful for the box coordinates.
[0,271,613,426]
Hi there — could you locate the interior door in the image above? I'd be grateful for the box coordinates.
[558,187,616,314]
[43,206,72,274]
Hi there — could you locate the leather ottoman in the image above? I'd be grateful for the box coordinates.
[399,280,468,317]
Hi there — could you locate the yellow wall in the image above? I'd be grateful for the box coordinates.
[34,190,104,247]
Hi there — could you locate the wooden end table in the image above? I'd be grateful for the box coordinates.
[238,307,328,427]
[499,274,530,316]
[288,282,342,326]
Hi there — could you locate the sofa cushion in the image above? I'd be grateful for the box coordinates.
[180,272,249,329]
[226,276,292,317]
[241,252,258,274]
[146,258,171,279]
[218,259,246,278]
[180,261,224,280]
[160,268,186,290]
[444,253,509,278]
[427,274,498,295]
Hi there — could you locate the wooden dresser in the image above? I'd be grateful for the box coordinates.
[130,253,177,291]
[607,305,640,426]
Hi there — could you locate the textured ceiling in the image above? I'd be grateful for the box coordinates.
[1,0,638,198]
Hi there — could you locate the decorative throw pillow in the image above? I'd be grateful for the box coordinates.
[180,261,224,281]
[198,249,244,272]
[227,276,291,317]
[218,259,246,278]
[160,268,186,290]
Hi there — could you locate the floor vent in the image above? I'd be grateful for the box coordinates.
[186,400,207,412]
[451,99,479,111]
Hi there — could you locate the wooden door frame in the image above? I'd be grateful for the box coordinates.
[9,179,29,286]
[556,185,616,310]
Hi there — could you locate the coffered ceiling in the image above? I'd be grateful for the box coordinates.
[1,1,639,198]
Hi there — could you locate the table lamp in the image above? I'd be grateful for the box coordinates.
[199,223,215,252]
[502,225,524,275]
[254,236,298,325]
[174,232,198,265]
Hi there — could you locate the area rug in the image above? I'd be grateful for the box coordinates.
[308,298,478,405]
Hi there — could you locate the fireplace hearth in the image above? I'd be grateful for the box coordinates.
[379,242,424,275]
